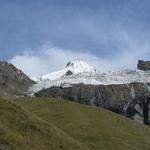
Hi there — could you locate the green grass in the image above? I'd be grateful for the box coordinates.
[0,97,87,150]
[15,97,150,150]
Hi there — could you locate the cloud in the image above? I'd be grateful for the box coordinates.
[1,0,150,61]
[9,45,150,77]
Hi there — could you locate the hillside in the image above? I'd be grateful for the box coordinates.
[15,97,150,150]
[34,82,150,125]
[0,97,87,150]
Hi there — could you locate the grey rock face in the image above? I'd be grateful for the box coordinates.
[127,94,150,125]
[0,61,35,96]
[35,82,150,125]
[137,60,150,71]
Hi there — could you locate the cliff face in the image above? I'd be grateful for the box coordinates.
[138,60,150,71]
[0,61,35,96]
[35,82,150,125]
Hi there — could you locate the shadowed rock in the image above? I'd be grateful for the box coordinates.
[137,60,150,71]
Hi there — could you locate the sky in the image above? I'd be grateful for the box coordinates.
[0,0,150,76]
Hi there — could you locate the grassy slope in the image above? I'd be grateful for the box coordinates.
[0,97,87,150]
[15,97,150,150]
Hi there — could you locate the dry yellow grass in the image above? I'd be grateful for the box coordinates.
[0,97,88,150]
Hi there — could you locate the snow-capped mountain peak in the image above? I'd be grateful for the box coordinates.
[65,60,96,74]
[33,60,96,82]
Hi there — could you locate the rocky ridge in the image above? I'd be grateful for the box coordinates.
[0,61,35,96]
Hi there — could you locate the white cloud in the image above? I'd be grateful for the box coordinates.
[9,46,150,77]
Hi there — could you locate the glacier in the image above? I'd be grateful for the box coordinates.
[29,60,150,94]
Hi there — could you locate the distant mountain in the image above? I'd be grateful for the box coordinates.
[0,61,35,96]
[32,60,96,82]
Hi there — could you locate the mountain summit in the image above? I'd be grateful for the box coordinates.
[65,60,96,74]
[33,60,96,82]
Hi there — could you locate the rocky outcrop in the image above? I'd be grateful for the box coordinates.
[127,93,150,125]
[0,61,35,96]
[137,60,150,71]
[66,70,73,76]
[35,82,150,125]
